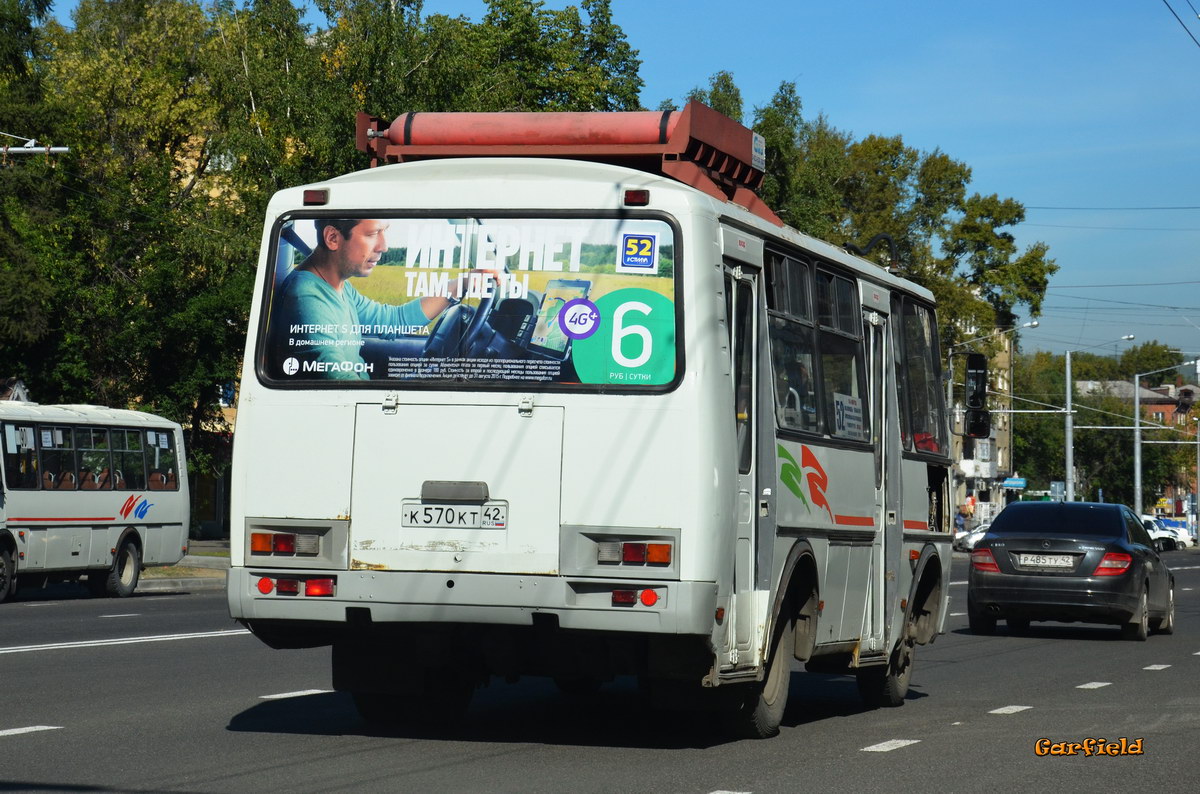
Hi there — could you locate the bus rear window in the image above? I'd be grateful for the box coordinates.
[258,216,678,389]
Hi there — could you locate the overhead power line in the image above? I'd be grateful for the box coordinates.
[1047,280,1200,288]
[1026,205,1200,211]
[1161,0,1200,51]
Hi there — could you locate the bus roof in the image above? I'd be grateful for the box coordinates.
[357,101,781,226]
[0,402,179,428]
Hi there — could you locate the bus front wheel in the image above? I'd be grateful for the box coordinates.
[0,548,16,603]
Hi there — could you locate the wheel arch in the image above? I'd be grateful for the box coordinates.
[770,540,820,662]
[905,544,945,646]
[0,527,16,558]
[116,526,144,561]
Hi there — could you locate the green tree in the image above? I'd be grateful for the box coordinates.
[18,0,250,474]
[1012,349,1194,506]
[0,0,50,76]
[687,69,742,122]
[1120,341,1184,384]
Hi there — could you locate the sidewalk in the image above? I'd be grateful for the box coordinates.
[137,538,231,594]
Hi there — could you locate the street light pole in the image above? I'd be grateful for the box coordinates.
[1066,350,1074,501]
[1064,335,1135,502]
[1134,358,1199,517]
[1194,416,1199,540]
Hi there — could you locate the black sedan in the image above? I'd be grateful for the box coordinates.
[967,501,1174,640]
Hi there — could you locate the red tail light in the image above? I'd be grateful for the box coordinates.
[612,589,637,606]
[272,534,296,554]
[971,548,1000,573]
[304,578,336,597]
[622,543,647,563]
[275,578,300,595]
[1094,552,1132,576]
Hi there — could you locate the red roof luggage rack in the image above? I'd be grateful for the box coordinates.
[356,101,781,225]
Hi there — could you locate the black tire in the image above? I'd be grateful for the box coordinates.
[101,538,141,598]
[554,676,603,696]
[1152,585,1175,635]
[1121,586,1149,641]
[352,692,406,728]
[1007,617,1030,635]
[353,669,475,731]
[729,613,794,739]
[968,601,996,635]
[857,637,915,709]
[0,547,16,604]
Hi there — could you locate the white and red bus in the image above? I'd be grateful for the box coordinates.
[227,102,988,737]
[0,402,189,601]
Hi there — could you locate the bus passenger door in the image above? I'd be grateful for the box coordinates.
[725,265,770,665]
[865,307,895,651]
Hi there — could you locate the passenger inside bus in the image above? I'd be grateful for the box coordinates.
[773,348,818,432]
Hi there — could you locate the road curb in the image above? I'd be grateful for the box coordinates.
[138,575,226,593]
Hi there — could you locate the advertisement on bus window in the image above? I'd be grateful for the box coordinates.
[260,217,677,388]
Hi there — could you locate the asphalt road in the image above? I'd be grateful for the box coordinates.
[2,550,1200,793]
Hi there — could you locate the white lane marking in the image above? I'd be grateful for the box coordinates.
[951,581,966,586]
[1169,565,1200,570]
[0,726,62,737]
[989,705,1032,714]
[1144,664,1171,671]
[1184,588,1194,592]
[950,612,966,617]
[862,739,921,752]
[951,721,963,726]
[710,791,753,794]
[260,689,333,700]
[1077,682,1111,689]
[0,629,250,655]
[100,614,139,619]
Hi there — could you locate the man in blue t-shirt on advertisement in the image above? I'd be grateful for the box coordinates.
[271,218,463,380]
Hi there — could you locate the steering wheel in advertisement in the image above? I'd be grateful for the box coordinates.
[422,268,505,357]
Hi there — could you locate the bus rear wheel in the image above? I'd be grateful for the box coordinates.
[352,669,475,732]
[728,613,794,739]
[93,539,140,598]
[856,636,914,709]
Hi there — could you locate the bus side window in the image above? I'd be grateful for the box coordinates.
[146,431,178,490]
[2,422,39,490]
[899,300,947,454]
[815,270,869,442]
[114,429,146,490]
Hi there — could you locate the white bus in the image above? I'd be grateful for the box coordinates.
[228,102,988,738]
[0,403,189,602]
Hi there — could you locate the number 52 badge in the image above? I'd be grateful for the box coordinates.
[617,233,657,274]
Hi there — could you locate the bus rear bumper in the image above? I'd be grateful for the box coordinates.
[227,567,718,640]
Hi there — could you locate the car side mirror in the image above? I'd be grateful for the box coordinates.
[963,352,991,439]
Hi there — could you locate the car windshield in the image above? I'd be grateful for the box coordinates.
[988,503,1122,539]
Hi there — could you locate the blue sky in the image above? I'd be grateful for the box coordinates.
[54,1,1200,362]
